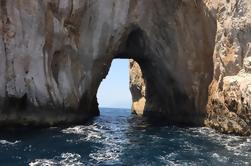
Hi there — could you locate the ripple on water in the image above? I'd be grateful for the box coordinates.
[60,113,130,165]
[0,108,251,165]
[187,127,251,165]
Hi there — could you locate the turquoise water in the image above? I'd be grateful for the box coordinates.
[0,108,250,165]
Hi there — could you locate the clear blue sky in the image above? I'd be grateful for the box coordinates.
[97,59,132,108]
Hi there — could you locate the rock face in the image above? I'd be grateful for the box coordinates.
[204,0,251,135]
[0,0,250,135]
[129,60,146,115]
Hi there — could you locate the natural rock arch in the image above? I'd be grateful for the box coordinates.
[1,0,251,135]
[0,0,216,126]
[90,15,216,126]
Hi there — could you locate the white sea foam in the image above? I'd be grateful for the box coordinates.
[0,139,20,145]
[29,159,57,166]
[62,126,87,135]
[89,150,120,163]
[188,127,251,159]
[84,131,102,141]
[29,153,83,166]
[88,135,123,162]
[62,125,103,142]
[166,152,178,159]
[211,153,228,163]
[29,159,56,166]
[158,154,182,166]
[62,123,127,164]
[59,153,83,166]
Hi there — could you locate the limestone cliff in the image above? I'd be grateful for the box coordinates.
[0,0,250,135]
[129,0,251,135]
[204,0,251,135]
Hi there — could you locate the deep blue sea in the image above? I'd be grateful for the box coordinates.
[0,108,250,166]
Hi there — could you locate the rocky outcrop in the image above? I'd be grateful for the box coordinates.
[204,0,251,135]
[0,0,250,135]
[129,60,146,115]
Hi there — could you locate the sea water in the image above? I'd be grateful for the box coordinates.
[0,108,250,165]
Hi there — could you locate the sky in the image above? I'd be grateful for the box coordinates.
[97,59,132,109]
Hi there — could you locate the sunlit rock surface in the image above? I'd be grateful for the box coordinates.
[205,0,251,135]
[0,0,250,135]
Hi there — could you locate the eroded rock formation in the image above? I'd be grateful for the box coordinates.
[0,0,250,135]
[204,0,251,135]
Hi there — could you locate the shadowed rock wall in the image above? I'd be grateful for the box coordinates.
[127,1,216,127]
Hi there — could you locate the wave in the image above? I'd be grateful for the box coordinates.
[188,127,251,164]
[211,153,228,163]
[0,139,20,145]
[62,125,103,142]
[89,150,120,163]
[29,159,56,166]
[29,153,83,166]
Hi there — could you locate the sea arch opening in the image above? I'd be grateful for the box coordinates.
[97,59,132,110]
[90,24,213,126]
[93,27,150,116]
[93,26,186,121]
